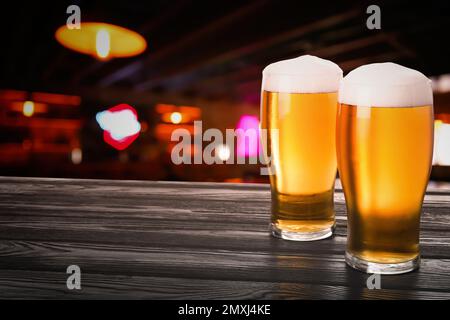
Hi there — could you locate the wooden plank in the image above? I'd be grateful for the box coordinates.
[0,239,449,292]
[1,270,449,300]
[0,176,448,299]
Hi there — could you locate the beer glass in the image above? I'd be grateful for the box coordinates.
[337,62,434,274]
[260,55,343,241]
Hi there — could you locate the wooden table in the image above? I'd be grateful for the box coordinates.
[0,176,449,299]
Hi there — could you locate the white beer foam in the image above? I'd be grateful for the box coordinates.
[339,62,433,107]
[262,55,343,93]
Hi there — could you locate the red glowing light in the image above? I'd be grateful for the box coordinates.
[96,104,140,150]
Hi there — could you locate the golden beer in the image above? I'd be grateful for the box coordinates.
[261,55,342,241]
[337,63,434,274]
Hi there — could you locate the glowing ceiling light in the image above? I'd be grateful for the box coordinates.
[55,22,147,60]
[216,144,231,161]
[96,29,111,59]
[170,112,182,124]
[71,148,82,165]
[236,115,260,157]
[96,104,141,150]
[96,109,141,140]
[22,101,35,117]
[433,120,450,166]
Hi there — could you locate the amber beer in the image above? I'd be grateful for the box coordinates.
[261,55,343,241]
[337,63,434,274]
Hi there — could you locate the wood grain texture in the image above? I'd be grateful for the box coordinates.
[0,176,449,299]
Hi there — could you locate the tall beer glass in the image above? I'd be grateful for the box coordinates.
[261,55,343,241]
[337,62,434,274]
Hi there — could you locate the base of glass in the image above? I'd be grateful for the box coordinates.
[345,251,420,275]
[270,222,335,241]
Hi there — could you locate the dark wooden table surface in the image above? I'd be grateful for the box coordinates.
[0,176,449,299]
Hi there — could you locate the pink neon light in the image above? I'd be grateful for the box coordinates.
[236,115,260,157]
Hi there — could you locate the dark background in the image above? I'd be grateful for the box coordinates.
[0,0,449,182]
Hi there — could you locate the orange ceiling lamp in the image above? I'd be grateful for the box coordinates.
[55,22,147,60]
[22,101,35,117]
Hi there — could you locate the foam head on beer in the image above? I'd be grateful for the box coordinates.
[262,55,343,93]
[336,62,434,271]
[339,62,433,107]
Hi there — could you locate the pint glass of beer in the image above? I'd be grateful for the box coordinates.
[260,55,343,241]
[337,63,434,274]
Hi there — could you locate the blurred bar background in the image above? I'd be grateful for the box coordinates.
[0,0,449,183]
